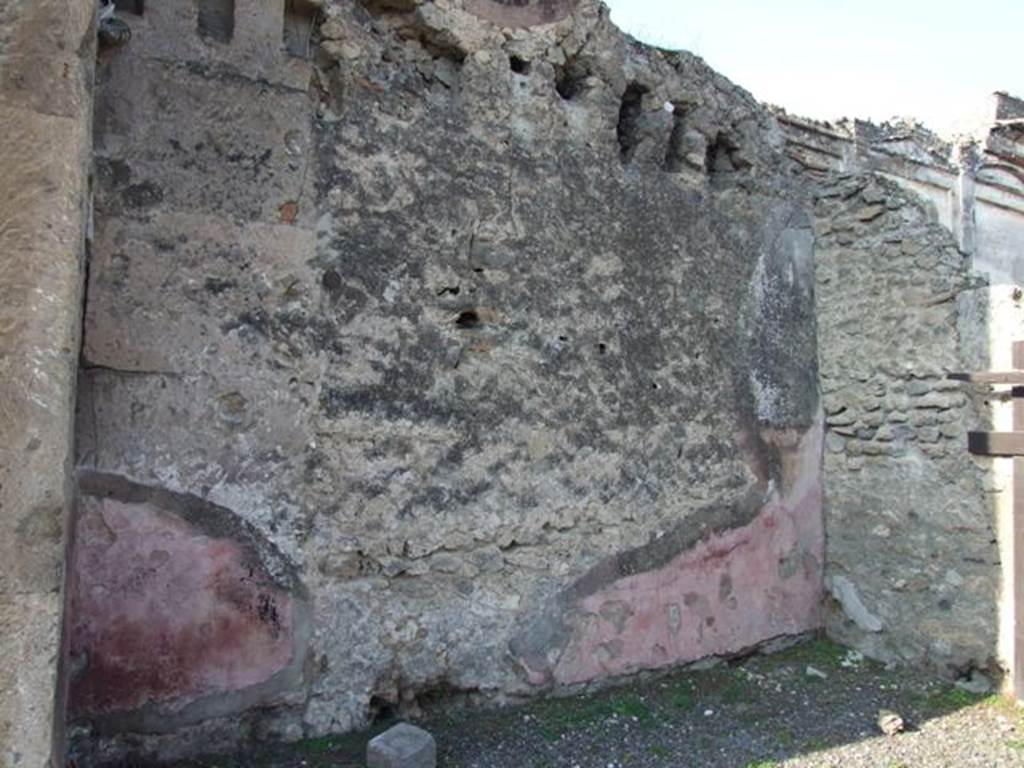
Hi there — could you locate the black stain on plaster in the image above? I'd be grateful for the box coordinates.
[122,181,164,210]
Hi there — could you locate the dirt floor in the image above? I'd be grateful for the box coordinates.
[157,638,1023,768]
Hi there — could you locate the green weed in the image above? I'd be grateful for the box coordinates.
[912,685,987,715]
[298,735,338,755]
[773,637,851,670]
[609,693,652,723]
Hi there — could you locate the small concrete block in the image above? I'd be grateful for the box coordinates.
[367,723,436,768]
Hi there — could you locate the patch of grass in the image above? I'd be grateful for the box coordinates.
[745,760,779,768]
[527,687,656,741]
[912,684,987,716]
[647,745,671,758]
[721,678,746,703]
[529,694,617,741]
[737,709,761,726]
[1007,738,1024,752]
[697,667,747,704]
[299,735,338,754]
[609,693,653,723]
[658,675,698,713]
[978,691,1024,727]
[773,727,795,746]
[292,729,370,766]
[668,683,695,711]
[773,637,850,670]
[802,736,828,752]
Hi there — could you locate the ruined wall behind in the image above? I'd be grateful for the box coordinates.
[780,93,1024,681]
[0,0,95,765]
[810,171,1003,675]
[71,0,824,758]
[778,101,1024,289]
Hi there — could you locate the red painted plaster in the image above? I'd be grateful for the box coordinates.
[68,496,296,717]
[547,423,824,686]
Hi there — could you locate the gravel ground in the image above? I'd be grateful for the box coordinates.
[158,638,1023,768]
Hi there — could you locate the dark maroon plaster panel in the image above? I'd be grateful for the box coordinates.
[68,494,296,718]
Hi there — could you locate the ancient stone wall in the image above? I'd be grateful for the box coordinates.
[781,92,1024,683]
[777,96,1024,288]
[70,0,825,759]
[0,1,95,766]
[807,172,1003,675]
[30,0,1020,762]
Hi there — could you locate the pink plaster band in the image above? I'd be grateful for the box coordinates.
[548,422,824,686]
[68,497,296,717]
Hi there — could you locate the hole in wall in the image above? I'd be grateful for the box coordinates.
[114,0,144,15]
[197,0,235,44]
[705,131,751,176]
[509,55,531,75]
[555,61,589,100]
[369,695,398,725]
[321,269,343,297]
[617,82,649,164]
[283,0,319,59]
[705,132,735,174]
[455,309,481,329]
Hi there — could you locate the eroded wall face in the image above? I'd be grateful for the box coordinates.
[0,0,95,765]
[71,0,823,756]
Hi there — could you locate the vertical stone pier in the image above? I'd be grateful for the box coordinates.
[0,0,95,764]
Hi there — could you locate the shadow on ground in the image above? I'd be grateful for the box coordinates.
[125,638,1024,768]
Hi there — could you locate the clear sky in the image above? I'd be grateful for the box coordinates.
[603,0,1024,137]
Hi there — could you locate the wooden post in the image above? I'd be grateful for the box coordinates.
[1013,341,1024,698]
[951,342,1024,699]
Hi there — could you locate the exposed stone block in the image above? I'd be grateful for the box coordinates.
[367,723,437,768]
